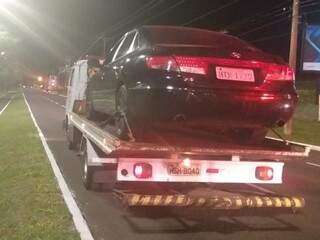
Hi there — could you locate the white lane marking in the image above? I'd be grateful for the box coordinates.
[267,136,320,152]
[0,98,12,115]
[306,162,320,168]
[246,183,276,194]
[43,96,66,109]
[23,94,94,240]
[59,94,67,98]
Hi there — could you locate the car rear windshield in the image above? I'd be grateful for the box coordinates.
[145,26,259,51]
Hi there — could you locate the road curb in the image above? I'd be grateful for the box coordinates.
[267,137,320,152]
[23,93,94,240]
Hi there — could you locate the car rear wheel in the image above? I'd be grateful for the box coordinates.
[115,85,132,140]
[85,99,98,120]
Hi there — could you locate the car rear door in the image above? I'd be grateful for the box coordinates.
[102,31,137,114]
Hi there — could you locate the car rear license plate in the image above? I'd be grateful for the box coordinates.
[216,66,255,82]
[168,164,200,176]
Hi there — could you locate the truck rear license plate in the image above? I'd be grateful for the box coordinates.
[168,164,200,176]
[216,66,255,82]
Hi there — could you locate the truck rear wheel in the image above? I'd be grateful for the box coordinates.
[81,141,95,190]
[68,125,82,150]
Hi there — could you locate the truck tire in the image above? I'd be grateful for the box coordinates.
[67,124,82,150]
[81,142,96,190]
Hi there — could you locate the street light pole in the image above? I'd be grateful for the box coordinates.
[284,0,300,136]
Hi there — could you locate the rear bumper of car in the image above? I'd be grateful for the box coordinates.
[128,86,298,129]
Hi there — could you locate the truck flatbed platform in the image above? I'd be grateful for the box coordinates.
[68,112,309,161]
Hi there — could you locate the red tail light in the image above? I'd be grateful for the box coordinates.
[133,163,152,179]
[255,166,273,181]
[174,56,208,75]
[264,64,295,81]
[146,55,294,81]
[146,56,208,75]
[146,56,179,72]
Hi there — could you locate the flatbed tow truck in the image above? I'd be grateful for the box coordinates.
[65,110,309,211]
[64,59,309,212]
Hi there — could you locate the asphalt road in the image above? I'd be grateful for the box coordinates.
[24,88,320,240]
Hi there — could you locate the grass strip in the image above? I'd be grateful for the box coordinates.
[269,81,320,146]
[0,95,80,240]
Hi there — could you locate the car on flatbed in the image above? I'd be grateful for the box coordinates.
[86,25,297,143]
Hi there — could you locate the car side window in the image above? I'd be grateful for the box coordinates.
[114,32,136,60]
[129,32,139,53]
[108,38,123,64]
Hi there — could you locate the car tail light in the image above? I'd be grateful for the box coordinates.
[255,166,273,181]
[146,56,179,72]
[133,163,152,179]
[264,64,295,81]
[174,56,208,75]
[146,56,208,75]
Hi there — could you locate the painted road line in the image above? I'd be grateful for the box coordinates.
[246,183,276,194]
[306,162,320,168]
[43,96,66,109]
[267,136,320,152]
[23,94,94,240]
[0,98,12,115]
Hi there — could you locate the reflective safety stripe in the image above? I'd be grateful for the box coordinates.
[124,194,305,209]
[273,197,282,207]
[176,195,185,205]
[141,195,151,206]
[263,197,273,207]
[164,195,174,205]
[255,197,264,207]
[292,197,303,208]
[281,197,292,207]
[153,195,162,206]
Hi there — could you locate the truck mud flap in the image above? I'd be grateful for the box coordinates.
[118,193,305,210]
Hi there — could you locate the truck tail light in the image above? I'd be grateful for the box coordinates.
[255,166,273,181]
[133,163,152,179]
[146,56,208,75]
[264,64,294,81]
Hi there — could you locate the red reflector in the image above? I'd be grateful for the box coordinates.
[133,163,152,179]
[206,168,219,174]
[255,166,273,181]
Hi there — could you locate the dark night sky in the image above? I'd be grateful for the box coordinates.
[1,0,320,75]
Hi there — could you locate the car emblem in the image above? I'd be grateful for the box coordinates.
[231,52,241,59]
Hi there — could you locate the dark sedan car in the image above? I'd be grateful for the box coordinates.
[86,25,297,142]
